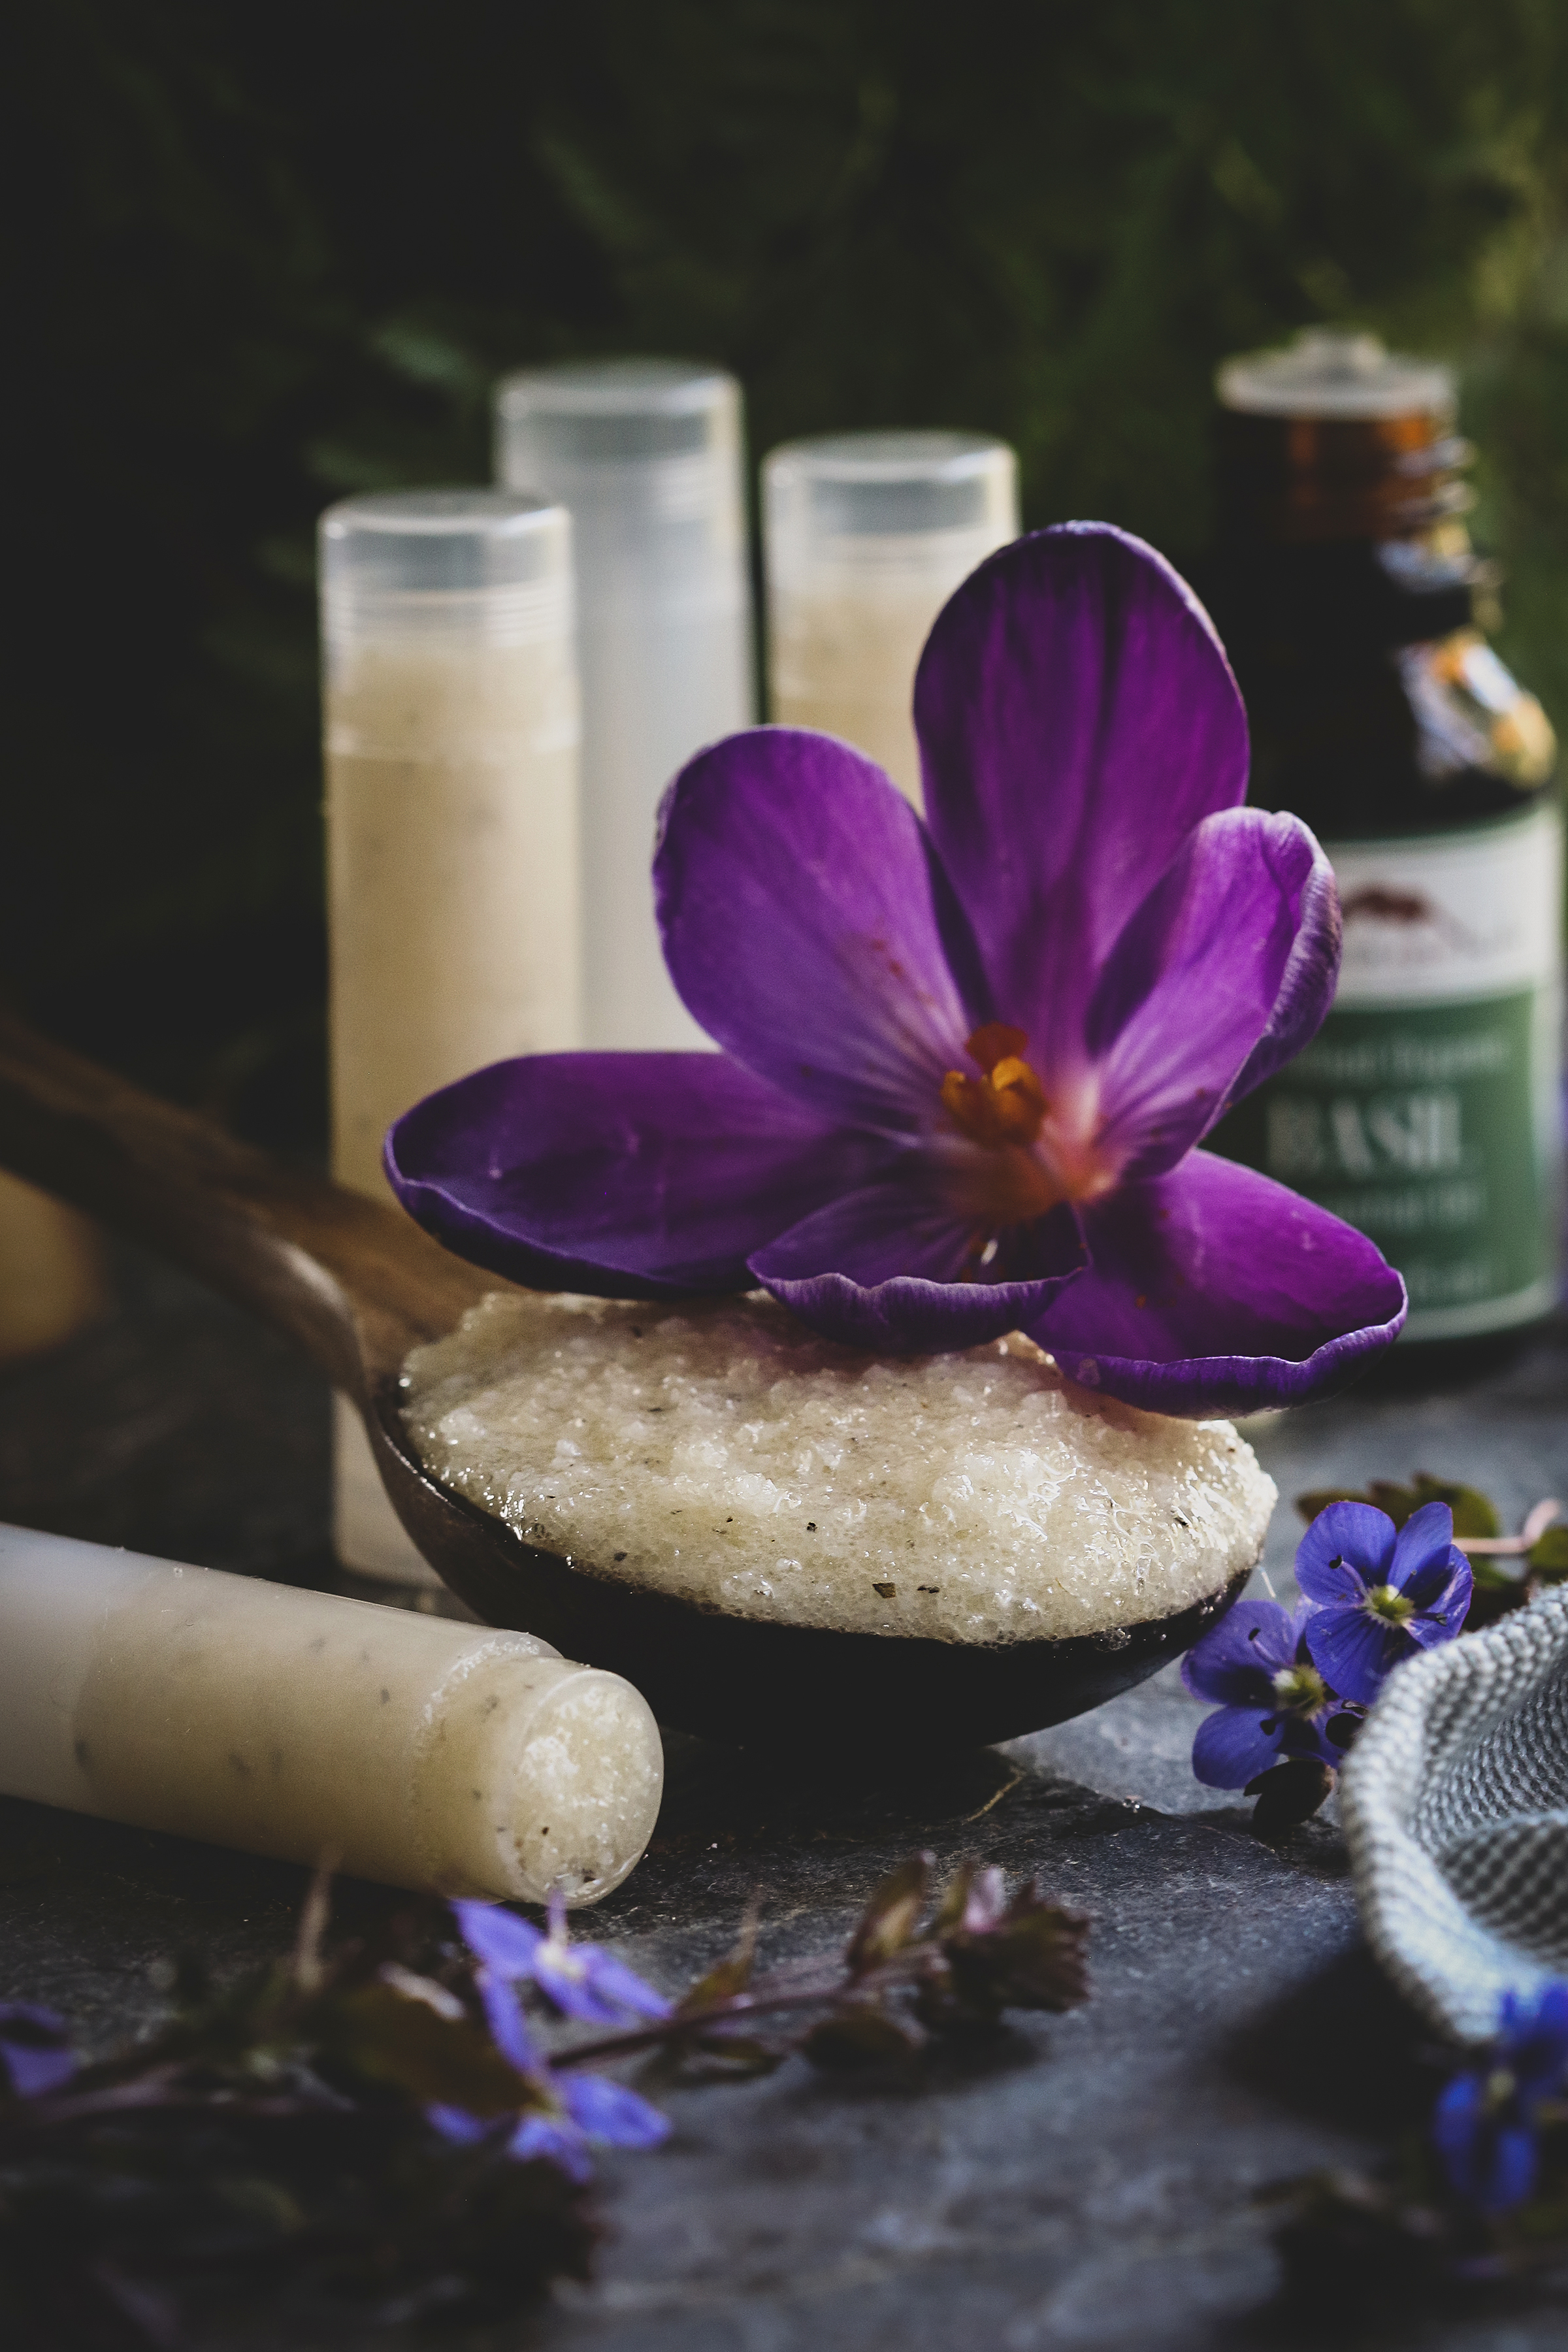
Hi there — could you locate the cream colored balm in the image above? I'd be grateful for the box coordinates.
[0,1525,662,1907]
[764,432,1018,808]
[321,489,581,1582]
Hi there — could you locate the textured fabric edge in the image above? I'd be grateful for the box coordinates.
[1340,1589,1568,2047]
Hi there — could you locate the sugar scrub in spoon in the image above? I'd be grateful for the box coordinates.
[388,526,1404,1668]
[402,1292,1275,1642]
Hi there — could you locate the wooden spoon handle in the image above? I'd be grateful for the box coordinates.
[0,1014,489,1396]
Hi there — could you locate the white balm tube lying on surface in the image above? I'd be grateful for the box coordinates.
[0,1526,662,1908]
[320,489,581,1585]
[763,431,1018,809]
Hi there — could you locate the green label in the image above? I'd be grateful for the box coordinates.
[1212,991,1560,1340]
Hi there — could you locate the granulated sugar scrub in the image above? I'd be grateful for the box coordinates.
[401,1291,1276,1644]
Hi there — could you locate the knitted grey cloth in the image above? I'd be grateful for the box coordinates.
[1340,1587,1568,2046]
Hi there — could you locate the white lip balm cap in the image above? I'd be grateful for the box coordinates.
[319,488,573,647]
[763,429,1019,584]
[494,357,745,560]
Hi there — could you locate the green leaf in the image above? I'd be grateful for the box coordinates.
[1295,1475,1499,1539]
[1527,1526,1568,1580]
[677,1902,758,2016]
[845,1855,930,1976]
[321,1982,536,2116]
[802,2002,925,2070]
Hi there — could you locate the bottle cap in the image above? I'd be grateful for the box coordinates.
[764,431,1017,579]
[1217,329,1455,422]
[495,359,744,545]
[319,490,571,644]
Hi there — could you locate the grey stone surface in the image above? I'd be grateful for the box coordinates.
[4,1246,1568,2348]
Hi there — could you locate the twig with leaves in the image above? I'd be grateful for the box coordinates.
[0,1853,1088,2349]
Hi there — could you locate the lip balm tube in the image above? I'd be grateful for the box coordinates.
[320,489,581,1584]
[494,359,755,1051]
[762,431,1019,809]
[0,1525,662,1907]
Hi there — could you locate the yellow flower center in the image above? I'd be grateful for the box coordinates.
[1366,1582,1414,1626]
[938,1026,1116,1241]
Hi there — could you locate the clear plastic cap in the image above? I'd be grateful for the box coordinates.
[764,431,1018,581]
[1217,329,1455,422]
[319,489,572,643]
[495,358,742,523]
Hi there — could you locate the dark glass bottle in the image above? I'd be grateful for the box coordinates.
[1204,331,1561,1350]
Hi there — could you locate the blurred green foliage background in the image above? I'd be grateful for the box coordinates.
[10,0,1567,1144]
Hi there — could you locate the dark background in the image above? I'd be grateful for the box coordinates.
[9,0,1567,1148]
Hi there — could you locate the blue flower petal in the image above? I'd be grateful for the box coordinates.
[453,1901,545,1976]
[509,2112,595,2182]
[0,2004,75,2100]
[1486,2121,1542,2213]
[1303,1607,1403,1707]
[1192,1705,1285,1789]
[476,1972,542,2075]
[1295,1501,1396,1604]
[427,2102,495,2148]
[561,2071,672,2152]
[1180,1599,1299,1705]
[1390,1499,1460,1595]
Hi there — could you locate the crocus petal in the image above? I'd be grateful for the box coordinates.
[453,1901,544,1977]
[560,2072,672,2152]
[1390,1501,1463,1599]
[750,1183,1084,1353]
[1296,1502,1399,1605]
[654,727,988,1134]
[1086,809,1339,1179]
[1302,1608,1405,1708]
[1192,1705,1285,1789]
[915,525,1249,1063]
[1028,1152,1406,1416]
[387,1052,889,1296]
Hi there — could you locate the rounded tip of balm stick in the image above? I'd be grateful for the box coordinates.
[415,1647,663,1909]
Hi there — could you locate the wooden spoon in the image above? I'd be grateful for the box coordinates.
[0,1014,1247,1748]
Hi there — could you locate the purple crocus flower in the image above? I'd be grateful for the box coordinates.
[1297,1500,1472,1707]
[452,1897,671,2027]
[0,2002,75,2099]
[1181,1600,1347,1788]
[386,523,1406,1416]
[1432,1984,1568,2213]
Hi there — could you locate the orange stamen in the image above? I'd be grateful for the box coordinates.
[941,1028,1049,1151]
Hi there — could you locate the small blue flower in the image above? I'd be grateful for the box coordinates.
[0,2003,75,2099]
[437,1899,673,2182]
[452,1896,670,2028]
[1296,1499,1471,1706]
[1181,1599,1345,1788]
[1432,1984,1568,2213]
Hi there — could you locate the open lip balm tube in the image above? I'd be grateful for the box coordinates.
[493,358,755,1052]
[319,487,581,1586]
[0,1526,662,1908]
[762,430,1019,809]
